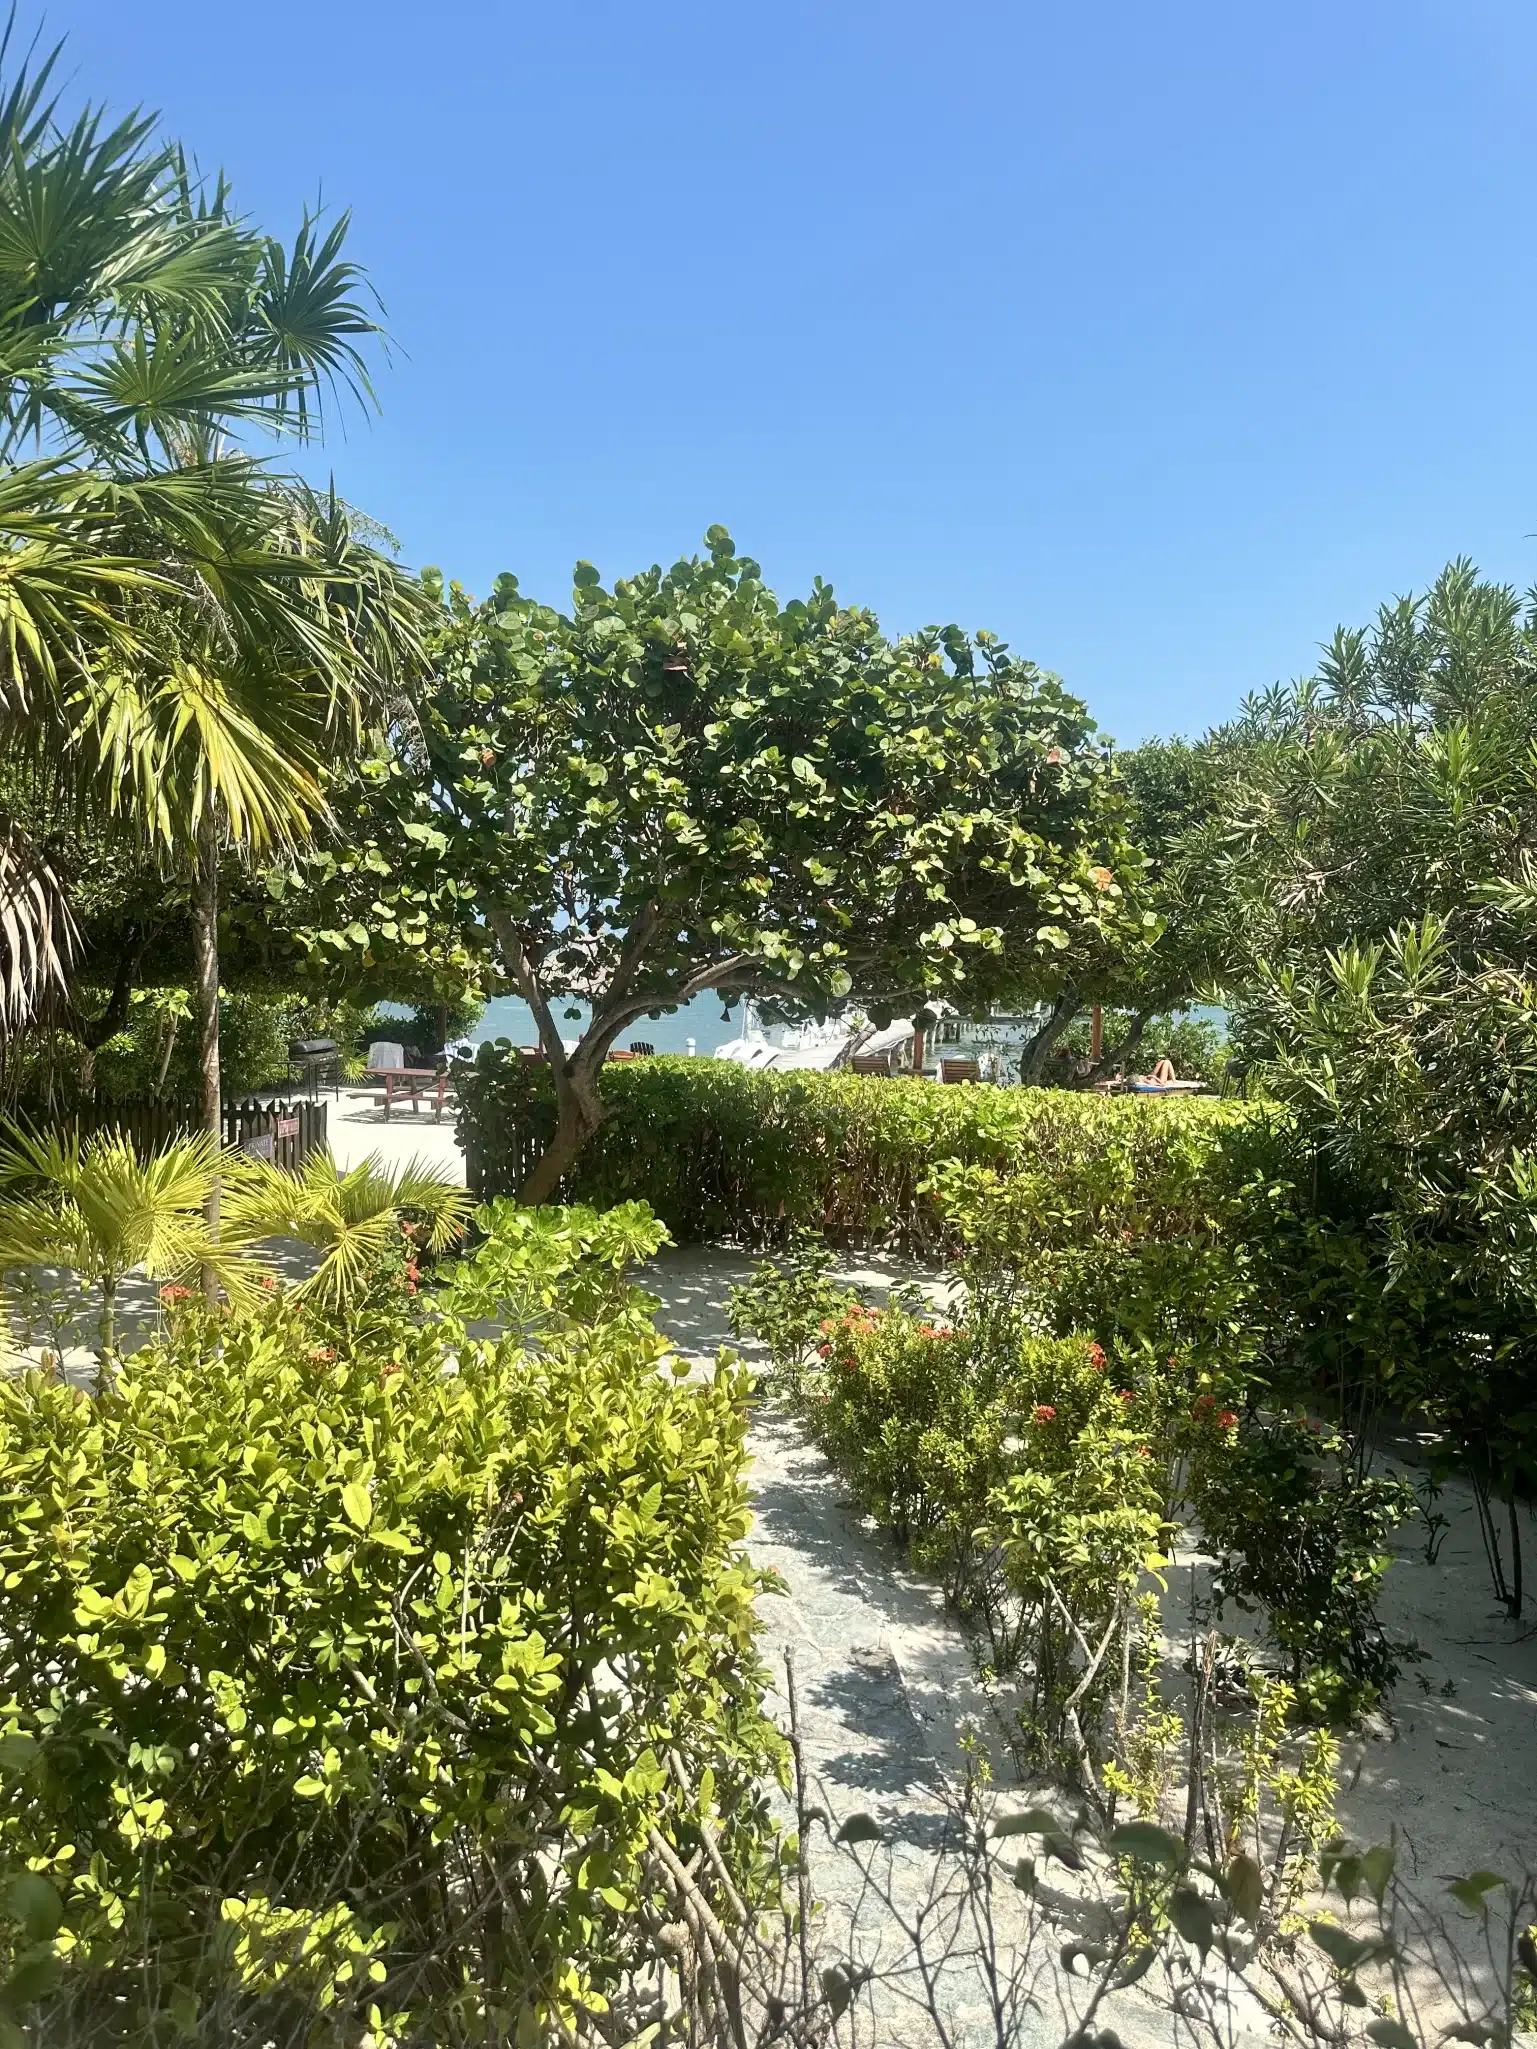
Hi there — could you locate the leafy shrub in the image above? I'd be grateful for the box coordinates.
[1190,1409,1417,1720]
[85,992,387,1107]
[454,1048,1283,1252]
[0,1206,782,2045]
[732,1253,1173,1789]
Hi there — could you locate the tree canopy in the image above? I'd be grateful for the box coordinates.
[272,529,1152,1194]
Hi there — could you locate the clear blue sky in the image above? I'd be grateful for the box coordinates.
[51,0,1537,743]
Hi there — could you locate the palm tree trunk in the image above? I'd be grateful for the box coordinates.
[98,1272,117,1381]
[191,809,222,1299]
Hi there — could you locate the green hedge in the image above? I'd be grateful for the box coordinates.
[454,1049,1282,1252]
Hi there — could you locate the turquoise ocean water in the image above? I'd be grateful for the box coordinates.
[467,993,732,1055]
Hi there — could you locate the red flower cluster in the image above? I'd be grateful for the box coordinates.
[1033,1404,1057,1423]
[157,1283,193,1306]
[1088,1342,1106,1369]
[1217,1410,1238,1430]
[1116,1388,1135,1403]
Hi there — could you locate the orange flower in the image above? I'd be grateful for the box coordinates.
[1090,866,1113,890]
[1088,1342,1106,1369]
[1033,1404,1057,1423]
[1217,1410,1238,1430]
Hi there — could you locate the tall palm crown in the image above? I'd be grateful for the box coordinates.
[0,24,426,1024]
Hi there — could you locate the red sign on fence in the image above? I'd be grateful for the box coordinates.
[276,1117,299,1139]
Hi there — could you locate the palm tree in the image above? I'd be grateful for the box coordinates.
[223,1148,471,1312]
[0,1122,267,1365]
[0,28,428,1276]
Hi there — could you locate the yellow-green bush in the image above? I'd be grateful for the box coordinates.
[0,1209,782,2045]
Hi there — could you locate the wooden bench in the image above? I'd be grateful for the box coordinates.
[939,1057,981,1085]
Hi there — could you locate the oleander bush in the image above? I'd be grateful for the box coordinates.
[0,1205,783,2047]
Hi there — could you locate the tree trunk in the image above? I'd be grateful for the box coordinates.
[99,1271,117,1364]
[191,810,222,1299]
[1086,1008,1153,1087]
[518,1090,599,1205]
[153,1012,180,1100]
[1018,986,1080,1084]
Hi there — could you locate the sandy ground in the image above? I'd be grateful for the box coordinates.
[641,1246,1537,1916]
[312,1081,467,1179]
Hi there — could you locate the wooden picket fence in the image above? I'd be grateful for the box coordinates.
[60,1098,327,1172]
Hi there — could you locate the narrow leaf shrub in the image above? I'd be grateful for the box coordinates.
[0,1216,782,2044]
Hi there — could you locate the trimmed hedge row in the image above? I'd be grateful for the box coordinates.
[453,1050,1284,1251]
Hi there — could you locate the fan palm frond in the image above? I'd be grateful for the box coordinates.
[224,1148,471,1310]
[0,1121,271,1355]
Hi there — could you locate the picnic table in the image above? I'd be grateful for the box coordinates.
[365,1067,454,1120]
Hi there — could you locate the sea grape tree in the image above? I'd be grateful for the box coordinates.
[291,529,1151,1197]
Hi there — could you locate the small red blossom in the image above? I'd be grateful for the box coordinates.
[1137,1445,1151,1457]
[1193,1393,1215,1415]
[158,1283,193,1306]
[1088,1342,1106,1369]
[1217,1410,1238,1430]
[309,1346,337,1363]
[1116,1389,1135,1403]
[1033,1404,1057,1423]
[259,1274,276,1291]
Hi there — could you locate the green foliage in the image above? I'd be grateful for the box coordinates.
[437,1198,668,1331]
[0,1125,266,1358]
[735,1267,1169,1785]
[1190,1411,1417,1719]
[1043,1007,1231,1088]
[74,990,387,1107]
[1201,561,1537,1614]
[289,533,1152,1196]
[455,1047,1274,1253]
[0,1204,781,2042]
[222,1148,474,1314]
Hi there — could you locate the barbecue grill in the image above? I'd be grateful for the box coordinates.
[288,1037,340,1099]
